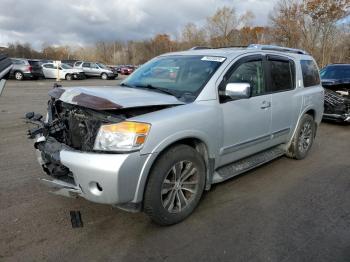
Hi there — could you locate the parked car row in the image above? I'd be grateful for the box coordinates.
[8,58,128,81]
[109,65,137,75]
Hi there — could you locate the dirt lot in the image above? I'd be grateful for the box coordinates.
[0,79,349,262]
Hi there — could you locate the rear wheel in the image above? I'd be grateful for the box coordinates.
[286,114,315,160]
[144,145,206,226]
[15,71,24,81]
[101,73,108,80]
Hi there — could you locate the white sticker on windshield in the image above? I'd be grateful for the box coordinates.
[201,56,226,62]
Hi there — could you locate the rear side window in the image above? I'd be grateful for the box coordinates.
[11,59,25,65]
[28,60,41,67]
[82,62,90,67]
[43,64,54,69]
[300,60,320,87]
[268,59,294,92]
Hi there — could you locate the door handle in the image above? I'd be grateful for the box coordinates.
[261,101,271,109]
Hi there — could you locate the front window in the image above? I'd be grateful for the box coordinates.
[227,60,265,96]
[61,63,72,69]
[122,55,225,100]
[97,63,108,69]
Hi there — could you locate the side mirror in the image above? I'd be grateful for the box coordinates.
[224,83,251,99]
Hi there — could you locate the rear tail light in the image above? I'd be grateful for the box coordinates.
[27,65,32,72]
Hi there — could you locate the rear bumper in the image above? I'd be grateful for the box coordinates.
[23,72,43,79]
[323,113,350,122]
[35,136,150,205]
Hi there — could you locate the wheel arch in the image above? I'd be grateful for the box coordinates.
[287,106,319,150]
[133,136,214,205]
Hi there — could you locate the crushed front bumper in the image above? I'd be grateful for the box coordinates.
[323,113,350,122]
[35,136,149,205]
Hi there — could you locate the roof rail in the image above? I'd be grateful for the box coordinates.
[247,44,309,55]
[189,46,212,50]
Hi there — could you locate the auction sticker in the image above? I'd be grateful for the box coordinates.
[201,56,226,62]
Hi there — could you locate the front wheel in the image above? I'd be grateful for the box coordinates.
[286,114,315,160]
[144,145,206,226]
[101,73,108,80]
[65,74,72,81]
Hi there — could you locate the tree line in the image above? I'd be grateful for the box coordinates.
[2,0,349,68]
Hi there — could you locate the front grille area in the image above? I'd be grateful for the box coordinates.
[52,102,107,151]
[324,89,350,114]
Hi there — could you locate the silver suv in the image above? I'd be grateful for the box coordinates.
[74,61,116,80]
[28,45,324,225]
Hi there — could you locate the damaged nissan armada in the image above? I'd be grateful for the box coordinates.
[27,45,324,225]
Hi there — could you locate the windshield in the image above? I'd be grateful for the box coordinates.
[122,55,225,97]
[320,66,350,80]
[97,63,108,69]
[61,63,72,69]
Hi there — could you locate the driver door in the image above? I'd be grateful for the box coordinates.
[219,55,272,166]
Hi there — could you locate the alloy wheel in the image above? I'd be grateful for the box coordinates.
[161,161,199,213]
[298,121,313,153]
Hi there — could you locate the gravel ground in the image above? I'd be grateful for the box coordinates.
[0,79,349,262]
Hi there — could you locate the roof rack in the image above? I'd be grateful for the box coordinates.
[247,44,309,55]
[189,46,213,50]
[189,44,309,55]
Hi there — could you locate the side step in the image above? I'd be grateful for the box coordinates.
[212,147,285,184]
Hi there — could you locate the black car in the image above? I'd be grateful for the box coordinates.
[321,64,350,123]
[10,58,44,80]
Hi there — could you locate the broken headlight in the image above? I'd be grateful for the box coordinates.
[94,121,151,152]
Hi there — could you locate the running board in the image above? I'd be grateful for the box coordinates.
[212,147,285,184]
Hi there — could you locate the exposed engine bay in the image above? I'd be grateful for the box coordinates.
[26,86,177,180]
[322,80,350,122]
[324,89,350,115]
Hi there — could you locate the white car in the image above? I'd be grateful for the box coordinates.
[42,63,85,80]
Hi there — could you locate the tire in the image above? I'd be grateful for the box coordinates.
[144,144,206,226]
[14,71,24,81]
[286,114,315,160]
[65,74,72,81]
[101,73,108,80]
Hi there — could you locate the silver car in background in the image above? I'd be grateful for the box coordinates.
[42,63,85,80]
[74,61,116,80]
[28,45,324,225]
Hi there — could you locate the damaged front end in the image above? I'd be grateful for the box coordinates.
[322,81,350,122]
[26,93,125,197]
[26,84,180,202]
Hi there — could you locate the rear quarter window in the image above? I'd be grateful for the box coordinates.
[300,60,320,87]
[28,60,41,66]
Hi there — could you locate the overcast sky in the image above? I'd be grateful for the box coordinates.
[0,0,277,49]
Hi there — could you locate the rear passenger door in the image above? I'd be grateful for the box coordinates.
[266,55,301,145]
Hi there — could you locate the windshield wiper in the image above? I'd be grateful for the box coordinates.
[120,82,136,88]
[135,84,179,98]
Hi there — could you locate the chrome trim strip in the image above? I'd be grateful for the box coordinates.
[220,134,271,155]
[220,127,290,156]
[271,127,290,138]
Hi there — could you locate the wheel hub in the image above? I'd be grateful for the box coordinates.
[160,160,199,213]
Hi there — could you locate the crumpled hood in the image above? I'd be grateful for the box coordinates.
[48,86,184,110]
[322,78,350,92]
